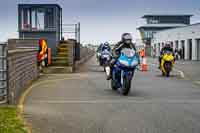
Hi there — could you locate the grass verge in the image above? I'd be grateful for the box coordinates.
[0,105,28,133]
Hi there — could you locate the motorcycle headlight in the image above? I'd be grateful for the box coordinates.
[103,55,109,58]
[119,60,129,66]
[131,60,139,67]
[167,53,171,56]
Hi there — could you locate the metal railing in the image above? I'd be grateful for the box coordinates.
[0,43,7,104]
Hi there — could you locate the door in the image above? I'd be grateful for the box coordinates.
[188,39,192,60]
[181,40,185,60]
[197,39,200,61]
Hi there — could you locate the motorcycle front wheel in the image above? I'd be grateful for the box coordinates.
[166,71,170,77]
[111,79,118,91]
[164,62,172,77]
[121,77,131,96]
[99,60,103,66]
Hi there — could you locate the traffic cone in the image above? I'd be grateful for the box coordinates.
[141,57,148,71]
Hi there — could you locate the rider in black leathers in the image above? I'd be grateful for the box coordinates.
[113,33,136,58]
[102,42,111,52]
[107,33,137,80]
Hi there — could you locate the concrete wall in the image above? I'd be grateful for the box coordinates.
[64,42,94,68]
[6,39,39,104]
[8,49,39,104]
[80,45,90,58]
[0,43,7,103]
[8,39,38,50]
[75,45,95,68]
[152,23,200,60]
[67,43,75,66]
[80,45,95,60]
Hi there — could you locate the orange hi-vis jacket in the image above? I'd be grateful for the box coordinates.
[38,39,47,62]
[140,49,145,58]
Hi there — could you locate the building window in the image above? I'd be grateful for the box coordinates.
[45,8,54,28]
[33,8,55,30]
[31,10,37,29]
[36,8,45,30]
[21,8,31,30]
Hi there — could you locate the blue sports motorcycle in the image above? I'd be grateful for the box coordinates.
[111,48,139,95]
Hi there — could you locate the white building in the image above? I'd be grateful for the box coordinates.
[135,39,145,50]
[152,23,200,60]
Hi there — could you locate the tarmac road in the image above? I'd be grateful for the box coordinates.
[24,57,200,133]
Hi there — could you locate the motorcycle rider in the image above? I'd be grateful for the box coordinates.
[158,42,174,68]
[97,43,104,53]
[97,42,111,53]
[102,42,111,52]
[96,43,102,60]
[107,33,137,80]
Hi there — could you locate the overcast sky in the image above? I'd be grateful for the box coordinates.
[0,0,200,44]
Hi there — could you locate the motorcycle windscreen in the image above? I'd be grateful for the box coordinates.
[101,50,111,55]
[118,54,139,68]
[165,50,172,55]
[102,54,110,58]
[121,48,136,58]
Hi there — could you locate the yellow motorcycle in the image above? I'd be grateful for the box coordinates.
[160,51,175,77]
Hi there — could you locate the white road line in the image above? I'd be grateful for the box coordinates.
[0,99,7,104]
[149,62,185,78]
[40,73,88,77]
[31,99,200,104]
[150,63,157,66]
[194,81,200,85]
[176,70,185,78]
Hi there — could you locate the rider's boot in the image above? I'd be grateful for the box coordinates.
[106,59,115,80]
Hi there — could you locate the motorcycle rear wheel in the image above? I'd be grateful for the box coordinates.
[164,62,171,77]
